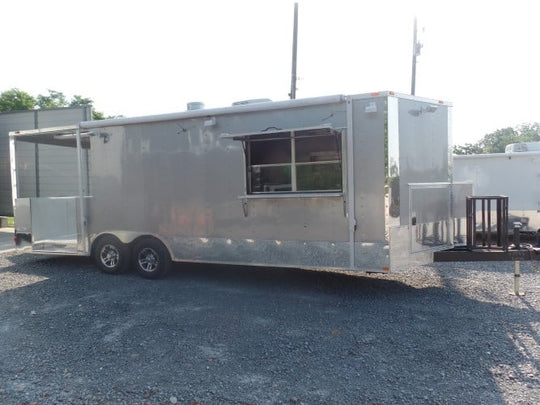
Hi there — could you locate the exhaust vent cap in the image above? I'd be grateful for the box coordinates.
[187,102,205,111]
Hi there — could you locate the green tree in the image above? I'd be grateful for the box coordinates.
[69,95,93,107]
[38,90,114,120]
[515,123,540,142]
[478,127,517,153]
[0,88,36,111]
[453,143,483,155]
[1,87,118,120]
[68,95,109,120]
[454,123,540,154]
[91,110,107,120]
[36,89,68,109]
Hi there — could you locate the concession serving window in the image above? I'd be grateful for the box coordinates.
[223,125,343,195]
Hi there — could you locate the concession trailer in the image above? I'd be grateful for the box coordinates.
[10,92,465,278]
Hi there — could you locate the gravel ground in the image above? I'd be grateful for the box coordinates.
[0,252,538,405]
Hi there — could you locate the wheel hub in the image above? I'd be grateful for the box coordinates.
[138,248,159,272]
[101,245,119,268]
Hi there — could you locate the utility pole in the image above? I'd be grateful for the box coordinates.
[411,16,423,95]
[289,2,298,99]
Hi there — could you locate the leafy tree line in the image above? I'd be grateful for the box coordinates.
[454,122,540,154]
[0,88,116,120]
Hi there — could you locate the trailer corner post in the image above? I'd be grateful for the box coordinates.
[8,133,18,210]
[346,97,356,269]
[76,124,88,255]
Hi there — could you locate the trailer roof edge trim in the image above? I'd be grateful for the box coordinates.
[349,91,452,106]
[453,151,540,160]
[9,125,79,137]
[80,94,347,130]
[9,125,91,148]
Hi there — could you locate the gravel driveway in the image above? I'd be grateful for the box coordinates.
[0,252,538,404]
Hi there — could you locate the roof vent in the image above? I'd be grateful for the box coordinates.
[232,98,272,106]
[187,102,205,111]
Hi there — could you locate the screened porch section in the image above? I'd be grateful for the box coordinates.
[10,126,90,254]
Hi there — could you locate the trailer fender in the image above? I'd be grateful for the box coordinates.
[91,231,174,259]
[90,231,148,247]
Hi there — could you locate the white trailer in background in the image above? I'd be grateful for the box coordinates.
[505,141,540,153]
[10,92,464,279]
[454,151,540,233]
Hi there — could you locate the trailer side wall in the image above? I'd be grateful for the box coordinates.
[88,101,356,269]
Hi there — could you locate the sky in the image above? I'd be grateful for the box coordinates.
[2,0,539,146]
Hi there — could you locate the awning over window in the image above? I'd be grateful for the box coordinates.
[220,124,337,141]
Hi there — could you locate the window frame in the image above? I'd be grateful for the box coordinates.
[228,125,343,196]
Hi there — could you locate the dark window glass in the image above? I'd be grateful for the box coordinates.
[249,137,291,165]
[295,135,340,163]
[296,163,342,191]
[249,166,291,192]
[244,128,342,194]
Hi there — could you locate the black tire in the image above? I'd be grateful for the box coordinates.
[93,235,130,275]
[132,238,171,279]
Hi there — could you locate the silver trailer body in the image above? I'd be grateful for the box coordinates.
[10,92,458,274]
[454,152,540,232]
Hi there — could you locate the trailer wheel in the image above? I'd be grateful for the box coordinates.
[133,238,171,279]
[93,235,129,275]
